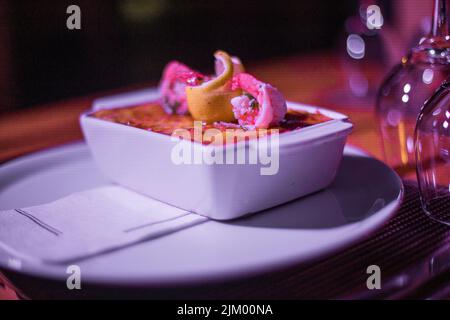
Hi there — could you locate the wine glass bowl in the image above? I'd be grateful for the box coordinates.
[376,0,450,170]
[376,50,450,169]
[376,0,450,225]
[415,82,450,224]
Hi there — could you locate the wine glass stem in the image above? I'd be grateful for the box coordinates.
[433,0,450,37]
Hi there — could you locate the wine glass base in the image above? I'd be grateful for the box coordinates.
[422,195,450,226]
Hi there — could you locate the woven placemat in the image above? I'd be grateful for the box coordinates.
[207,181,450,299]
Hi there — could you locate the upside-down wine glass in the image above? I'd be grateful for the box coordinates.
[376,0,450,170]
[415,0,450,225]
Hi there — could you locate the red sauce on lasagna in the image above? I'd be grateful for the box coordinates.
[91,102,332,144]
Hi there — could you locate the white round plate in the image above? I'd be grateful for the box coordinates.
[0,143,403,286]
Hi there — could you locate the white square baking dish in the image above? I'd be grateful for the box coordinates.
[80,89,353,220]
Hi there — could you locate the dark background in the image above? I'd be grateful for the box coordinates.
[0,0,394,111]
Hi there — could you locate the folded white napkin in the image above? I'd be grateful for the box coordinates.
[0,186,207,264]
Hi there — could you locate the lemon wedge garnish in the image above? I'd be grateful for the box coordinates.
[186,51,241,123]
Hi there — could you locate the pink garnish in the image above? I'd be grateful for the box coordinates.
[231,73,287,129]
[159,61,209,114]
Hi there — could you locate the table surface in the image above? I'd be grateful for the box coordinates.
[0,52,424,299]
